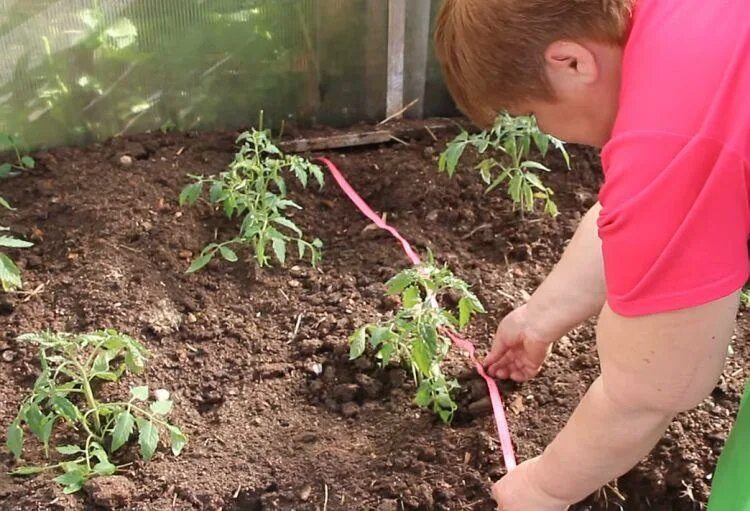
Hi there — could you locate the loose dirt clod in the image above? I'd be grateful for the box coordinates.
[85,476,137,508]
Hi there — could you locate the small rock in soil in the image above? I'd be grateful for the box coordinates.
[387,368,407,388]
[354,357,374,370]
[332,383,359,403]
[141,298,182,335]
[417,445,437,462]
[468,397,492,417]
[308,380,324,394]
[341,402,360,417]
[85,475,137,508]
[298,484,312,501]
[377,499,399,511]
[2,350,16,362]
[119,154,133,167]
[418,484,435,510]
[469,379,487,400]
[355,373,383,398]
[257,362,293,379]
[289,265,308,279]
[300,338,323,355]
[322,365,336,383]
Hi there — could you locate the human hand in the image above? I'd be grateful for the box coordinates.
[492,457,570,511]
[484,304,553,382]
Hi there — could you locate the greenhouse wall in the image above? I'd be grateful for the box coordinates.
[0,0,455,152]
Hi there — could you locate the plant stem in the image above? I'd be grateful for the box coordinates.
[73,361,101,434]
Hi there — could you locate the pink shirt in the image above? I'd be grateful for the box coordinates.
[599,0,750,316]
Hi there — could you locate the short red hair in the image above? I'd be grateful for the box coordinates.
[435,0,633,127]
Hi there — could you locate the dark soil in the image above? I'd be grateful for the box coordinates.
[0,120,746,511]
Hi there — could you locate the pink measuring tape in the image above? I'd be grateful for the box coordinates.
[318,157,517,471]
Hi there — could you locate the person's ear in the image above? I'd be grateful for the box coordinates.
[544,40,599,88]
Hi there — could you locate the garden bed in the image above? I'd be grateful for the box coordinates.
[0,121,746,510]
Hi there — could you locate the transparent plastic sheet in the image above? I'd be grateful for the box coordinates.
[0,0,414,151]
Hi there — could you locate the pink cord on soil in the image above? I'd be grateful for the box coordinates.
[318,156,517,472]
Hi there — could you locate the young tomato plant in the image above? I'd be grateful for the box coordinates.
[439,113,569,216]
[179,128,324,271]
[0,197,33,292]
[349,260,485,423]
[0,133,35,178]
[6,330,187,493]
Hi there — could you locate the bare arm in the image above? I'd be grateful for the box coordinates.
[525,202,606,342]
[485,203,606,381]
[531,293,739,504]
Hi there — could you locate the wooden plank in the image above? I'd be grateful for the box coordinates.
[280,121,462,153]
[280,131,394,153]
[386,0,406,118]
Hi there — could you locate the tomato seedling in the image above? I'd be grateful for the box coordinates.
[180,128,324,271]
[440,114,569,216]
[6,330,187,494]
[0,197,33,292]
[349,260,485,423]
[0,133,35,178]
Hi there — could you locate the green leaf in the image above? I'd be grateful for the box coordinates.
[419,324,438,351]
[56,444,83,455]
[0,163,12,178]
[349,327,367,360]
[438,409,453,423]
[179,182,203,206]
[136,419,159,461]
[379,342,395,365]
[458,297,472,329]
[219,246,238,262]
[167,425,187,456]
[51,396,80,422]
[386,272,412,295]
[0,236,33,248]
[149,400,173,416]
[6,422,23,458]
[24,403,44,437]
[187,251,213,273]
[11,465,47,476]
[111,411,135,452]
[0,195,12,208]
[297,239,305,259]
[439,135,468,176]
[93,461,116,476]
[412,341,432,376]
[271,238,286,265]
[209,181,223,203]
[0,253,22,291]
[508,173,523,202]
[54,469,85,494]
[369,327,391,348]
[521,160,551,173]
[20,156,35,169]
[272,216,302,236]
[402,286,420,308]
[39,416,55,447]
[415,381,432,407]
[130,386,149,401]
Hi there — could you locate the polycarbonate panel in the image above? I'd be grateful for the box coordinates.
[0,0,388,151]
